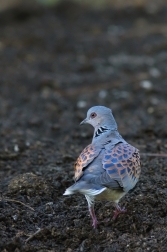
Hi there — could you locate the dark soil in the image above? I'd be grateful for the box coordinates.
[1,2,167,251]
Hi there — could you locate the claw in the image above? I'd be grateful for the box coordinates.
[113,204,127,220]
[92,218,98,229]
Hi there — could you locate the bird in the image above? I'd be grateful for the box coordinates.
[63,106,141,228]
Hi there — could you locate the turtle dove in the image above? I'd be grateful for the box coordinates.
[63,106,141,228]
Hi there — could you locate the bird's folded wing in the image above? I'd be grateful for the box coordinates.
[74,144,101,181]
[101,143,141,191]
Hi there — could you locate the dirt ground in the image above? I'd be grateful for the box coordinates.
[0,2,167,251]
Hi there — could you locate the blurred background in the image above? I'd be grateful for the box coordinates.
[1,0,167,251]
[0,0,167,138]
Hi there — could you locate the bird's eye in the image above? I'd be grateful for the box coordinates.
[90,112,97,119]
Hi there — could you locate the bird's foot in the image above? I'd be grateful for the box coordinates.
[92,218,98,229]
[113,205,127,220]
[89,206,98,229]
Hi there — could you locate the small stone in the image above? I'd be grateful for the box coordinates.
[80,132,89,138]
[99,90,107,98]
[25,141,30,147]
[140,80,153,90]
[67,249,72,252]
[14,144,19,152]
[149,68,160,78]
[46,202,53,206]
[147,107,154,114]
[77,101,87,108]
[12,214,18,221]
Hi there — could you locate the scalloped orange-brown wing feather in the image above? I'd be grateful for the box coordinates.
[74,144,101,181]
[102,143,141,191]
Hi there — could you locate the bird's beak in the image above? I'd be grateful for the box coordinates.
[80,118,88,125]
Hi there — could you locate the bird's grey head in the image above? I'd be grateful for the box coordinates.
[80,106,117,130]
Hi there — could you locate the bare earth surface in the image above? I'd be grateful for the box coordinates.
[0,2,167,251]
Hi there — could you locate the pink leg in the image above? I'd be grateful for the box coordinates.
[113,203,127,220]
[89,205,98,228]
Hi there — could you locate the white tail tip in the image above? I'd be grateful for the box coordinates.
[63,189,73,195]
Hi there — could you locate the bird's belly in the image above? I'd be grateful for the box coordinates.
[95,188,126,202]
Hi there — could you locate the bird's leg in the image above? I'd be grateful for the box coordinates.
[88,205,98,228]
[113,203,127,220]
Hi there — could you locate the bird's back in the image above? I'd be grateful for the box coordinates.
[71,142,140,195]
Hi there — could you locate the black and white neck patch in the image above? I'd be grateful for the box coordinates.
[95,126,109,138]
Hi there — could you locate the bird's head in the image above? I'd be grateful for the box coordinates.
[80,106,117,130]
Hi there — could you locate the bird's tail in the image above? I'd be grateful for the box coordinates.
[63,186,75,195]
[63,182,86,195]
[63,181,106,196]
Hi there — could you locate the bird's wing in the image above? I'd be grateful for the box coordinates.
[99,143,141,192]
[74,144,101,181]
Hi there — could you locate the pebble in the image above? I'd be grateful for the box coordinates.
[77,101,87,108]
[140,80,153,90]
[14,144,19,152]
[12,214,18,221]
[147,107,154,114]
[149,68,160,78]
[99,90,107,98]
